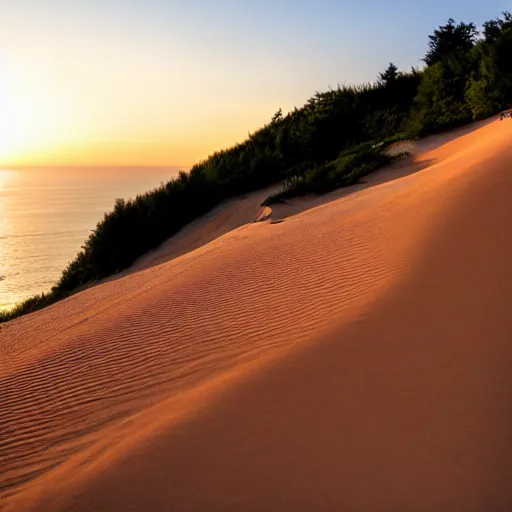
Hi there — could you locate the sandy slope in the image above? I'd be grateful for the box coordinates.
[127,118,495,274]
[129,186,275,273]
[2,117,512,511]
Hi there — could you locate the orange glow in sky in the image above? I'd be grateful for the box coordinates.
[0,4,298,168]
[0,49,282,167]
[2,1,498,168]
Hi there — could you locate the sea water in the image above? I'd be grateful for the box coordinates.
[0,167,178,311]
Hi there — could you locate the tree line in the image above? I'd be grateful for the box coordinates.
[2,11,512,321]
[413,13,512,133]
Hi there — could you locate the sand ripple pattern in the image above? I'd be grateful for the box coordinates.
[0,184,412,503]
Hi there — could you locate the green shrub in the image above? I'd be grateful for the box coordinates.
[262,146,393,205]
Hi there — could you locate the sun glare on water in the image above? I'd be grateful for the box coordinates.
[0,168,16,189]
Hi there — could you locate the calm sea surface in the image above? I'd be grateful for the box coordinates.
[0,167,178,311]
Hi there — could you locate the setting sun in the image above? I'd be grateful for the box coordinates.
[0,69,68,166]
[0,78,22,161]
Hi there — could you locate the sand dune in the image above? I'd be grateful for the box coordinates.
[129,186,276,273]
[2,117,512,511]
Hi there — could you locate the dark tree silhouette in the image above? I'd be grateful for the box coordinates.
[271,108,283,124]
[424,19,478,66]
[378,63,399,85]
[483,11,512,42]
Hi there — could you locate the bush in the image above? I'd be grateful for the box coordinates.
[0,293,59,323]
[262,145,393,205]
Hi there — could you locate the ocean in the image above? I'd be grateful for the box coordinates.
[0,167,178,311]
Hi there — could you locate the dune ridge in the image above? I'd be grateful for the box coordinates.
[2,118,512,511]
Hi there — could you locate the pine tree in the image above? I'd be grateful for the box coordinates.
[424,19,478,66]
[378,63,399,85]
[483,12,512,42]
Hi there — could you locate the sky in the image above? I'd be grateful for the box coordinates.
[0,0,509,167]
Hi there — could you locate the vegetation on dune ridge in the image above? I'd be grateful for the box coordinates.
[261,142,399,206]
[2,11,512,323]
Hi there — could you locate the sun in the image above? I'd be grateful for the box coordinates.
[0,81,26,164]
[0,75,62,166]
[0,69,77,167]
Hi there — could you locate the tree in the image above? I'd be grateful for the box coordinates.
[271,108,283,124]
[483,12,512,42]
[466,77,499,119]
[465,42,501,119]
[492,26,512,107]
[424,19,478,66]
[378,63,399,85]
[411,56,472,134]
